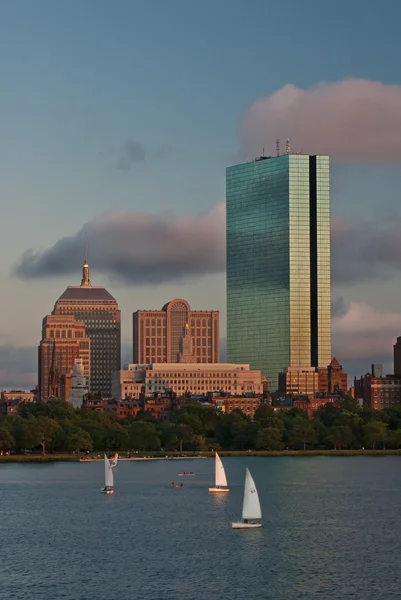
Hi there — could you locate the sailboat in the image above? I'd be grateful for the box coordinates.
[232,467,262,528]
[101,454,115,494]
[209,452,229,493]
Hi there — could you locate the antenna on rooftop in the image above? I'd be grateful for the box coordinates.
[276,138,280,156]
[286,138,291,154]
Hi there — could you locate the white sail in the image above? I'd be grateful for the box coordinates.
[104,454,114,488]
[215,452,228,487]
[242,468,261,520]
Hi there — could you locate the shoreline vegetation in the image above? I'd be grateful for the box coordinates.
[1,396,401,461]
[1,449,401,463]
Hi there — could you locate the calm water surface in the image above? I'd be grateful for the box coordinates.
[0,456,400,600]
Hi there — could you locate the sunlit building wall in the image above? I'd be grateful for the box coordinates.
[226,153,331,390]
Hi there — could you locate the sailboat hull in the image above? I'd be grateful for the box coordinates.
[209,487,229,493]
[232,522,261,529]
[101,488,114,494]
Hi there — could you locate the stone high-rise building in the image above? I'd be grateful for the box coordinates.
[38,315,90,402]
[133,298,219,364]
[226,153,331,390]
[52,259,121,397]
[394,337,401,376]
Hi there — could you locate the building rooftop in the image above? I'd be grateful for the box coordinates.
[124,363,253,371]
[57,286,117,302]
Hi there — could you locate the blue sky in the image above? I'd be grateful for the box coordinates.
[1,0,401,388]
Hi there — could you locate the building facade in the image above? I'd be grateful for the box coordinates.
[394,337,401,376]
[52,260,121,397]
[226,153,331,390]
[112,363,262,400]
[68,359,88,408]
[279,367,319,395]
[38,314,90,402]
[355,373,401,410]
[132,298,219,364]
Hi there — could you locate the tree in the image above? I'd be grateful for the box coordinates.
[363,421,387,449]
[0,427,15,451]
[253,405,276,427]
[256,427,282,450]
[289,418,317,450]
[14,421,41,450]
[67,429,93,454]
[129,422,161,451]
[35,417,60,454]
[327,425,353,450]
[386,429,401,449]
[175,424,193,454]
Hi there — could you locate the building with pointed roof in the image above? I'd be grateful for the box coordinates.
[52,260,121,397]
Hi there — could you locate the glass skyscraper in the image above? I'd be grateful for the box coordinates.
[226,153,331,391]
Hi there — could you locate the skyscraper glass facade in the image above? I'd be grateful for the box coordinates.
[226,154,331,390]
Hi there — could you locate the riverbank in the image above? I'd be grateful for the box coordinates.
[1,449,401,462]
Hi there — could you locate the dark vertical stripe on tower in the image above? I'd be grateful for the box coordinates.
[309,156,318,366]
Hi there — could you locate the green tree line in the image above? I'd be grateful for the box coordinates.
[1,396,401,453]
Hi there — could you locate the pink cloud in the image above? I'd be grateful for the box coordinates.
[241,79,401,163]
[333,302,401,361]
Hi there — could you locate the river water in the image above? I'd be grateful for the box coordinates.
[0,456,400,600]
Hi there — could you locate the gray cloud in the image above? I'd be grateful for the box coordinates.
[0,342,37,390]
[13,203,226,285]
[331,296,348,318]
[331,216,401,284]
[241,79,401,163]
[117,139,146,171]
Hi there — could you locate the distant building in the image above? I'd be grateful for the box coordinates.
[52,259,121,397]
[132,298,219,364]
[0,399,20,416]
[354,373,401,409]
[84,396,172,420]
[1,390,35,402]
[394,337,401,376]
[226,153,331,390]
[371,364,383,378]
[212,395,262,419]
[112,363,262,400]
[67,359,88,409]
[325,357,348,393]
[279,358,347,396]
[38,315,90,402]
[272,396,339,418]
[279,367,319,396]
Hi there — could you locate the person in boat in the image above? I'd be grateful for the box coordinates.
[244,519,248,523]
[171,482,175,487]
[180,482,183,487]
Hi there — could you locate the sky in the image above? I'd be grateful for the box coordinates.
[1,0,401,389]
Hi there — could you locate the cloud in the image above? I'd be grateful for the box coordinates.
[13,203,226,285]
[332,215,401,284]
[332,303,400,367]
[117,139,146,171]
[241,79,401,163]
[331,296,347,318]
[0,341,37,390]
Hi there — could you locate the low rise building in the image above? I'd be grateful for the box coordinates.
[279,358,348,396]
[212,394,262,419]
[0,399,21,416]
[273,396,339,418]
[279,367,319,395]
[1,390,35,402]
[112,363,262,401]
[354,373,401,410]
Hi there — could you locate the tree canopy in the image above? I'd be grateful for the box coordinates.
[1,397,401,453]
